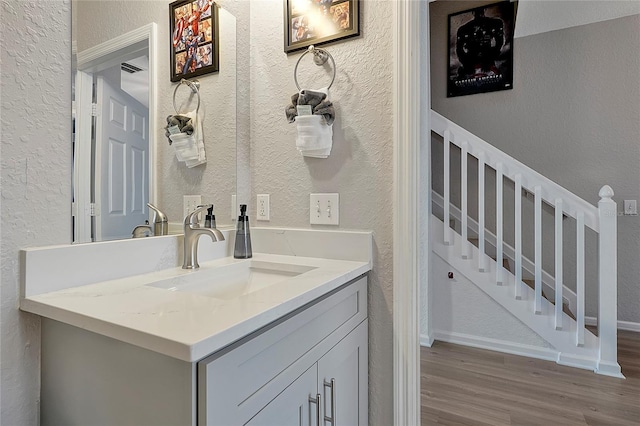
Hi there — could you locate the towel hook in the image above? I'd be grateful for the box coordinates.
[294,45,336,91]
[173,78,201,115]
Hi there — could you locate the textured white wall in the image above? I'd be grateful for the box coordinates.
[76,0,237,227]
[1,1,72,423]
[249,1,394,423]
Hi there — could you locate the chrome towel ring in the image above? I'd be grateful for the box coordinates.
[173,78,201,114]
[294,45,336,91]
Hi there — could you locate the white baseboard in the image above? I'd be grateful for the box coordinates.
[431,330,559,362]
[419,334,434,347]
[556,352,598,372]
[584,316,640,332]
[619,321,640,332]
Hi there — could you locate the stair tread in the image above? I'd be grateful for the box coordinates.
[519,279,576,320]
[503,258,511,273]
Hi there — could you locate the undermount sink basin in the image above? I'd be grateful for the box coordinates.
[147,260,317,300]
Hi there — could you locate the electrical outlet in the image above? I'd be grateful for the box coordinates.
[257,194,270,221]
[310,193,339,225]
[624,200,638,216]
[184,195,202,221]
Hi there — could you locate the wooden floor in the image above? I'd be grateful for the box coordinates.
[421,330,640,425]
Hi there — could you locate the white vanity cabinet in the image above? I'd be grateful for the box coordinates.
[40,275,368,426]
[245,323,367,426]
[198,277,368,425]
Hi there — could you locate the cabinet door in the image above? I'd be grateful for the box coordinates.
[198,278,367,425]
[246,365,318,426]
[317,320,368,426]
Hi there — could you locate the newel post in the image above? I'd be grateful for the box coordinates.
[597,185,623,377]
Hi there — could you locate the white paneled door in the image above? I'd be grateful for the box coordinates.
[95,75,149,241]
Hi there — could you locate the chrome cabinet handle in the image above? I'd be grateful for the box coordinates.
[309,393,321,426]
[323,378,336,425]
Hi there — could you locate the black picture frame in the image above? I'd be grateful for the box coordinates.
[284,0,360,54]
[170,0,219,82]
[447,1,514,97]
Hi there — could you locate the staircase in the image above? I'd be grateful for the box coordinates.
[429,110,623,378]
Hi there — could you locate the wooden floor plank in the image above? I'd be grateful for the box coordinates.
[421,331,640,425]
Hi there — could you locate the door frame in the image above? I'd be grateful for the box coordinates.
[393,0,429,424]
[73,23,158,242]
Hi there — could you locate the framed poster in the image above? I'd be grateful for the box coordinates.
[284,0,360,54]
[447,1,514,97]
[170,0,219,82]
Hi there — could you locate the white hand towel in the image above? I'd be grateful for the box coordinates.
[183,109,206,168]
[295,87,333,158]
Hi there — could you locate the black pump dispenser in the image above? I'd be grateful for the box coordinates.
[205,206,216,228]
[234,204,252,259]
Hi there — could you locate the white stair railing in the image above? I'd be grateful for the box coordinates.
[431,110,621,377]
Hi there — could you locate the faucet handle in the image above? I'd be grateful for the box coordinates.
[185,204,213,226]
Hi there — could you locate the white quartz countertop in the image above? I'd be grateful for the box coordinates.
[21,253,370,362]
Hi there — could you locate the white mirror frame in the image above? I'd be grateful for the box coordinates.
[73,23,158,243]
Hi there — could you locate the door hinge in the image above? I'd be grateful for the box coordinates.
[91,103,98,117]
[89,203,98,217]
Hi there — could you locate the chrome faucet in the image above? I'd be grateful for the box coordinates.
[132,222,153,238]
[147,202,169,236]
[182,204,225,269]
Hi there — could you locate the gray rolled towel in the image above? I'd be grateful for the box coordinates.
[313,99,335,125]
[298,89,327,109]
[286,91,336,124]
[165,114,195,144]
[285,93,299,123]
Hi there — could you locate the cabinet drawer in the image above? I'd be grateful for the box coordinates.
[198,276,367,425]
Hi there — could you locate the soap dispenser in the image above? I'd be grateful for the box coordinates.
[234,204,252,259]
[205,205,216,228]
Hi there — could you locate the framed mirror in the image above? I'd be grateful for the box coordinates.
[72,0,237,243]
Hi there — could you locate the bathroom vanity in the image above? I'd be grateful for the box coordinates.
[20,228,371,425]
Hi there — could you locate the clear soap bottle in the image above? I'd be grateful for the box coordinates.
[204,205,216,229]
[234,204,252,259]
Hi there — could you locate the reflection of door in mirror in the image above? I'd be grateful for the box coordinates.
[95,71,149,241]
[73,24,157,243]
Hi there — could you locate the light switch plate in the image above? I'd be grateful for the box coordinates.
[257,194,270,221]
[310,193,339,225]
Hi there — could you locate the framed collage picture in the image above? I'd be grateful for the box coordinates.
[170,0,219,82]
[284,0,360,53]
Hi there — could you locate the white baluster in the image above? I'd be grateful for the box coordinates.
[478,152,486,272]
[496,163,504,285]
[444,130,451,245]
[576,212,585,347]
[514,174,523,300]
[597,185,621,376]
[534,186,542,314]
[554,199,564,330]
[461,143,469,259]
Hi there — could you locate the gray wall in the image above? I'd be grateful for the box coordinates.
[248,0,394,423]
[1,1,72,423]
[430,1,640,324]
